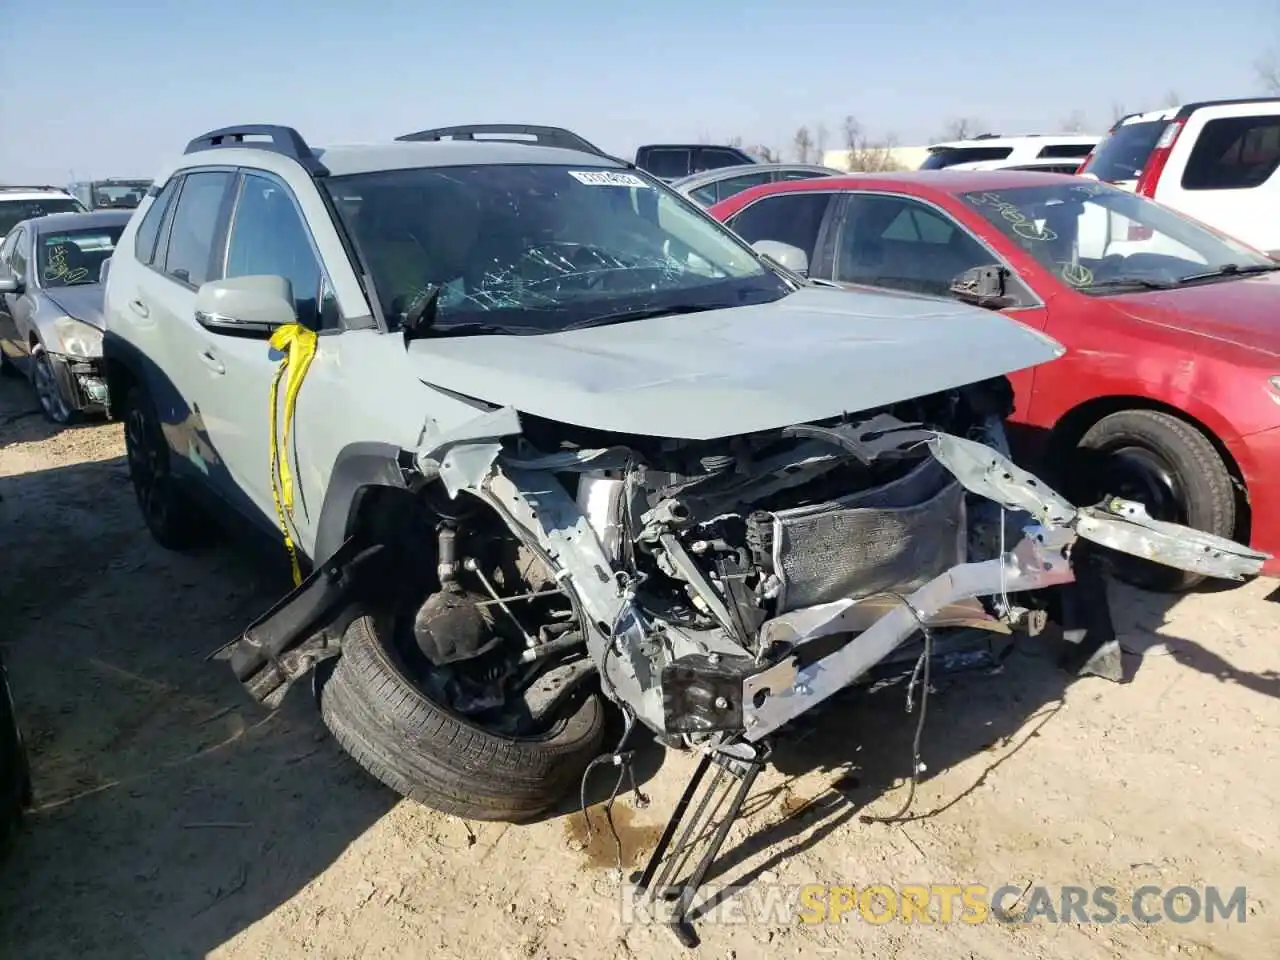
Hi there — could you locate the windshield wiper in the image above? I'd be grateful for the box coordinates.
[1085,277,1178,292]
[1175,262,1280,284]
[561,302,732,331]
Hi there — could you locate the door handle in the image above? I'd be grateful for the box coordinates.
[198,350,225,375]
[129,298,149,318]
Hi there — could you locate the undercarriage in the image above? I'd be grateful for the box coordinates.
[225,374,1268,947]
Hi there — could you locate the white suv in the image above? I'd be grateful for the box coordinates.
[0,186,86,239]
[1078,97,1280,256]
[919,134,1101,171]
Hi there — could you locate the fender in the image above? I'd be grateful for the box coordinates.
[312,441,409,568]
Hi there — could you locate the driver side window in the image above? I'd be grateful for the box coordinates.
[836,195,1023,301]
[224,173,334,329]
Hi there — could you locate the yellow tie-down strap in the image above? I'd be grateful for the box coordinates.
[267,322,318,586]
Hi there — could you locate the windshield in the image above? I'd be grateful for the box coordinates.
[91,181,150,209]
[0,198,85,238]
[961,181,1275,294]
[37,225,124,287]
[1080,119,1169,182]
[326,163,788,334]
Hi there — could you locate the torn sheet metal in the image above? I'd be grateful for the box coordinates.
[1076,498,1269,580]
[928,432,1077,525]
[415,405,522,496]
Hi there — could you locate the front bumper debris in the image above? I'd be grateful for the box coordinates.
[49,353,108,411]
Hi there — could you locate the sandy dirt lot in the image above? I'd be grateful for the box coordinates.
[1,372,1277,960]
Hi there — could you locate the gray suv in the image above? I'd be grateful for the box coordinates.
[101,122,1265,945]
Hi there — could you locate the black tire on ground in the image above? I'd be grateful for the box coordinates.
[0,647,32,861]
[1075,409,1236,593]
[121,384,210,551]
[320,613,606,822]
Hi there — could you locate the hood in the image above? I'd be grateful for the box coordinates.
[408,287,1066,439]
[44,283,106,330]
[1108,272,1280,359]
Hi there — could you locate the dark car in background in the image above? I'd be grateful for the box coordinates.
[633,142,757,181]
[68,179,153,211]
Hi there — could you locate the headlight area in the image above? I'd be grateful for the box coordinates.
[47,317,108,409]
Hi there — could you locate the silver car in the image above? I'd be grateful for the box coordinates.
[0,210,131,423]
[670,162,843,206]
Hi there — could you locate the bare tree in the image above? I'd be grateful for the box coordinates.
[936,117,986,142]
[792,125,815,163]
[1258,51,1280,93]
[841,115,903,172]
[727,135,745,149]
[749,143,781,163]
[814,122,830,160]
[1059,110,1089,133]
[1162,89,1181,107]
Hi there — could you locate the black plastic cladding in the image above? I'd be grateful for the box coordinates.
[183,125,330,177]
[395,123,611,158]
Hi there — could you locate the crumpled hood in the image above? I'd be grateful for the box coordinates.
[1109,272,1280,359]
[408,287,1065,439]
[44,283,106,330]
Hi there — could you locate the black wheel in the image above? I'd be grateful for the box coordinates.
[30,344,77,425]
[0,646,31,861]
[320,613,606,822]
[1074,409,1236,593]
[121,385,210,550]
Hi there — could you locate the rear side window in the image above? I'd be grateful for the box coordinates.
[1181,115,1280,190]
[163,171,233,286]
[726,193,833,264]
[1036,143,1095,159]
[920,146,1013,170]
[710,171,772,203]
[133,179,178,266]
[641,149,691,179]
[1081,119,1169,182]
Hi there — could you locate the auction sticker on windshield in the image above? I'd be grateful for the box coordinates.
[568,170,649,188]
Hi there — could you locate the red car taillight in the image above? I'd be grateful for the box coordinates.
[1127,118,1185,240]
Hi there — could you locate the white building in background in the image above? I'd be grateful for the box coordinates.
[821,145,930,172]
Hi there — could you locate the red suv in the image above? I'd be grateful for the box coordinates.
[708,170,1280,590]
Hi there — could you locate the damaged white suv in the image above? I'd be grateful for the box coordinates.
[103,123,1266,941]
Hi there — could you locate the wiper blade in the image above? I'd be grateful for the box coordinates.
[1175,262,1280,284]
[562,302,730,331]
[1086,277,1178,292]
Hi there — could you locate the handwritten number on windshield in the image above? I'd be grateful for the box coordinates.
[43,245,89,284]
[967,192,1058,242]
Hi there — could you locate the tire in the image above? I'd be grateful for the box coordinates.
[320,613,606,822]
[1074,409,1236,593]
[30,344,78,425]
[121,384,210,551]
[0,647,31,861]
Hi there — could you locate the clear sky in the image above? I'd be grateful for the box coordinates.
[2,0,1276,183]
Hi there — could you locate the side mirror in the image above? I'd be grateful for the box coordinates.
[0,273,21,295]
[949,264,1017,310]
[194,275,296,336]
[752,239,809,276]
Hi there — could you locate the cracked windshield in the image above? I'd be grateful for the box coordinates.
[962,182,1278,293]
[327,163,790,334]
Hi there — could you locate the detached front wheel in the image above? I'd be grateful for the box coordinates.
[320,613,606,822]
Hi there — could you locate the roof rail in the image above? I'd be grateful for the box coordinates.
[395,123,610,158]
[183,125,329,176]
[1175,95,1280,119]
[0,184,68,193]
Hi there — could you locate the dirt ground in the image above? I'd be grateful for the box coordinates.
[1,372,1277,960]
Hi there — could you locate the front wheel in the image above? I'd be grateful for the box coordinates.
[1074,409,1237,593]
[320,613,606,822]
[30,345,77,425]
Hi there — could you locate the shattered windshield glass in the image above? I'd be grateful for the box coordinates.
[326,163,790,334]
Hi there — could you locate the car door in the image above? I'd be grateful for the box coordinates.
[130,168,241,502]
[828,192,1050,427]
[191,168,335,532]
[0,227,25,363]
[722,191,841,278]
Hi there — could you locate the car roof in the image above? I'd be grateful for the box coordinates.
[722,168,1086,201]
[26,209,134,233]
[926,134,1100,150]
[671,163,841,189]
[0,187,76,201]
[182,139,628,179]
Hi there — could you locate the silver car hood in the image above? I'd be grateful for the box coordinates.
[408,287,1065,439]
[44,283,106,330]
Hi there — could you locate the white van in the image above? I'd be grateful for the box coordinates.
[1078,98,1280,256]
